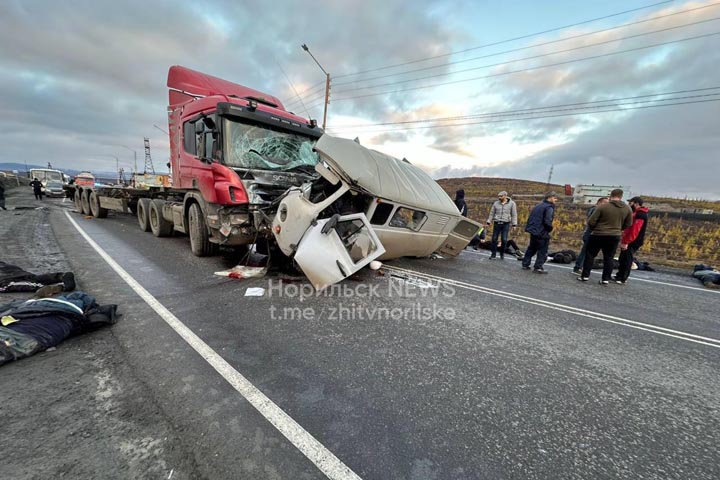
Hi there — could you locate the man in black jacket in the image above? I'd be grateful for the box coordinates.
[454,189,467,217]
[521,192,558,274]
[0,183,6,210]
[30,178,43,200]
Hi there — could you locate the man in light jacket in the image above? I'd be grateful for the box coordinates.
[486,191,517,259]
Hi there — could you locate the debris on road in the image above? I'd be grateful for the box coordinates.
[214,265,268,279]
[244,287,265,297]
[0,291,118,366]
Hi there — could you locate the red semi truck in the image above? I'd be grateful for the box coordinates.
[71,65,323,256]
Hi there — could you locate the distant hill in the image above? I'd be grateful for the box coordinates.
[437,176,719,210]
[0,163,167,180]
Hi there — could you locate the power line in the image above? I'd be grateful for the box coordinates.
[332,17,720,95]
[333,2,720,88]
[282,80,326,106]
[328,87,720,128]
[325,98,720,134]
[333,0,675,79]
[277,61,311,118]
[286,91,327,110]
[285,88,326,109]
[326,31,720,103]
[326,92,720,133]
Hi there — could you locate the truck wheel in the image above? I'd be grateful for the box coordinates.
[149,199,173,237]
[89,191,109,218]
[188,202,216,256]
[74,189,83,212]
[80,190,91,215]
[137,198,151,232]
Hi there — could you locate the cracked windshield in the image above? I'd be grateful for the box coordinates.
[224,119,319,172]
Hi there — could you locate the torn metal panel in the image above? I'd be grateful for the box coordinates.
[293,213,385,291]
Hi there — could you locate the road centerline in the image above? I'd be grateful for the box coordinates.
[383,264,720,349]
[62,210,363,480]
[462,249,719,294]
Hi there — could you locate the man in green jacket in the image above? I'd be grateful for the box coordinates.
[578,189,633,285]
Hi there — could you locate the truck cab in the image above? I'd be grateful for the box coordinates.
[166,66,322,254]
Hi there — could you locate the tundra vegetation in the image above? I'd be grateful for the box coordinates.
[438,177,720,269]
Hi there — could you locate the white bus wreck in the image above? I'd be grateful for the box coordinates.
[270,135,481,290]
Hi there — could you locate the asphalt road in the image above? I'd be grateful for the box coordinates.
[6,196,720,479]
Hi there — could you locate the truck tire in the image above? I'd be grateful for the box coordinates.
[149,199,173,237]
[89,191,109,218]
[80,190,91,215]
[188,202,216,256]
[74,188,83,212]
[137,198,151,232]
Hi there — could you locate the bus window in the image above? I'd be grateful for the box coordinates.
[389,208,427,231]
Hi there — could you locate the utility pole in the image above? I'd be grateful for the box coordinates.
[546,164,554,187]
[120,144,138,187]
[301,44,331,129]
[92,154,120,184]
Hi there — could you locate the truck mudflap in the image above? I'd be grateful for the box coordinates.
[293,213,385,291]
[436,218,482,257]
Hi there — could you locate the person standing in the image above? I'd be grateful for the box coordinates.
[0,182,7,210]
[573,197,609,274]
[454,189,467,217]
[578,189,633,285]
[486,191,518,260]
[30,177,43,200]
[614,196,649,284]
[521,192,558,274]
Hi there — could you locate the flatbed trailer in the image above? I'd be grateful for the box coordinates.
[69,183,206,238]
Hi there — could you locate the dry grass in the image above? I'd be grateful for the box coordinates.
[440,177,720,269]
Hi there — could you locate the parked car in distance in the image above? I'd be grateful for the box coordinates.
[44,180,66,197]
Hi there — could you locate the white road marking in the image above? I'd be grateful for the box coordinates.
[462,249,719,294]
[63,211,362,480]
[384,264,720,349]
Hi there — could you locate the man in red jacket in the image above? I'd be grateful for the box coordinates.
[614,196,649,284]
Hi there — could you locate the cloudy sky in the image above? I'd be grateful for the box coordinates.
[1,0,718,198]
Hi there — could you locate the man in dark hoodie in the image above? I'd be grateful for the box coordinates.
[614,196,649,284]
[579,189,633,285]
[521,191,558,274]
[454,189,467,217]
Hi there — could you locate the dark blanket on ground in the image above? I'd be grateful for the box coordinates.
[0,261,75,293]
[0,292,118,365]
[693,264,720,288]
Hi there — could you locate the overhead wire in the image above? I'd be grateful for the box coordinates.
[282,80,326,106]
[332,2,720,87]
[333,0,675,79]
[327,87,720,129]
[325,31,720,103]
[332,17,720,95]
[325,98,720,134]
